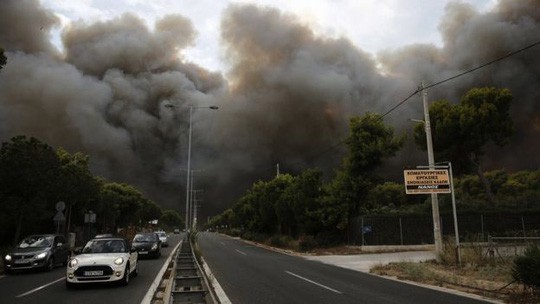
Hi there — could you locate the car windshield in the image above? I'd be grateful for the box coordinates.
[82,239,126,253]
[133,234,156,242]
[18,236,53,248]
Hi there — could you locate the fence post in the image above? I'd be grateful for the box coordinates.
[361,216,364,247]
[481,214,484,241]
[488,234,494,258]
[399,217,403,245]
[521,216,526,238]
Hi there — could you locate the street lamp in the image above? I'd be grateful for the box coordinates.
[164,103,218,233]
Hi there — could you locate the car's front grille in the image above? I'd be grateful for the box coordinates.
[74,265,114,277]
[77,277,111,281]
[13,254,35,260]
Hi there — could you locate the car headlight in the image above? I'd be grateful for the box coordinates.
[5,254,12,261]
[114,257,124,265]
[36,252,48,259]
[151,244,158,250]
[69,258,79,268]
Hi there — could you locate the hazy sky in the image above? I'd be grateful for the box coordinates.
[41,0,496,72]
[3,0,537,216]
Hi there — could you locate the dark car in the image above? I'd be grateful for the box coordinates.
[131,233,161,259]
[94,233,115,239]
[3,234,69,273]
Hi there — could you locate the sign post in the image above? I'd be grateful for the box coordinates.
[404,164,461,266]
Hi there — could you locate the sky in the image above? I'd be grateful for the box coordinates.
[1,0,538,219]
[41,0,496,72]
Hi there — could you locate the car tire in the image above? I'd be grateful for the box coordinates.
[66,280,75,289]
[45,257,54,271]
[120,264,130,286]
[4,268,12,275]
[133,260,139,277]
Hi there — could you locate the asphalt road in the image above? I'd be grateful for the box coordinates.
[197,232,491,304]
[0,233,183,304]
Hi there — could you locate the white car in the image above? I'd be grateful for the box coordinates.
[66,237,138,288]
[155,231,169,247]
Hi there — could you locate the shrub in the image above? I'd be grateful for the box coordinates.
[298,235,317,252]
[269,235,293,248]
[512,244,540,291]
[228,228,242,237]
[314,231,341,248]
[241,232,267,243]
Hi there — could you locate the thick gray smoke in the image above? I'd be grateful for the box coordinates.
[0,0,538,218]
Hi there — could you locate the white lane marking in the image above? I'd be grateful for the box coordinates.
[16,277,65,298]
[285,271,342,294]
[235,249,247,255]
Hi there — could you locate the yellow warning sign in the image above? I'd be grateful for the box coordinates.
[404,169,451,194]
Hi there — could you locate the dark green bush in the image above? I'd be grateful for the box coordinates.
[269,235,293,248]
[315,231,342,248]
[241,232,267,243]
[512,244,540,291]
[228,228,242,237]
[298,235,317,252]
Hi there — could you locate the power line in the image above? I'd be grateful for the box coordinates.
[383,40,540,118]
[288,39,540,167]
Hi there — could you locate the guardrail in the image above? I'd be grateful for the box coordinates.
[170,236,217,304]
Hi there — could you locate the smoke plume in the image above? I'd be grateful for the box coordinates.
[0,0,538,218]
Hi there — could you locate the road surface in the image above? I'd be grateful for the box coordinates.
[197,232,491,304]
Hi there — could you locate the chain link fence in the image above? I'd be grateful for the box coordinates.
[348,212,540,246]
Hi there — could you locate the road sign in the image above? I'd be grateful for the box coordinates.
[404,169,451,194]
[56,201,65,211]
[53,211,66,222]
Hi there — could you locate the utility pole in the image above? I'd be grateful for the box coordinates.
[276,163,280,177]
[420,82,443,256]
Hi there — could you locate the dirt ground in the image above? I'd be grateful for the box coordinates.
[370,260,539,303]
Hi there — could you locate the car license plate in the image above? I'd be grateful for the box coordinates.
[15,259,29,264]
[139,251,147,254]
[84,270,104,276]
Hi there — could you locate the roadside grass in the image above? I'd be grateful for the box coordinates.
[370,242,539,304]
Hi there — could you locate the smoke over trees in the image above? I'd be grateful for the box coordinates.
[0,0,538,219]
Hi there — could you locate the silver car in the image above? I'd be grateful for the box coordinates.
[3,234,69,273]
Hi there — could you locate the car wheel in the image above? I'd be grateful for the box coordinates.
[4,267,12,275]
[120,264,130,286]
[133,260,139,277]
[45,258,54,271]
[66,280,75,289]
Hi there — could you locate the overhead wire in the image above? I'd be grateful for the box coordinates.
[286,39,540,168]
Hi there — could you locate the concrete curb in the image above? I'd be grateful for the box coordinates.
[200,255,232,304]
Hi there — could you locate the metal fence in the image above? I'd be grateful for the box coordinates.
[348,212,540,246]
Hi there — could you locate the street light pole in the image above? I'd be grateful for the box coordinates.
[165,104,218,233]
[185,106,193,232]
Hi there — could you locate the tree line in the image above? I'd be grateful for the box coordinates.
[207,87,540,247]
[0,136,183,246]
